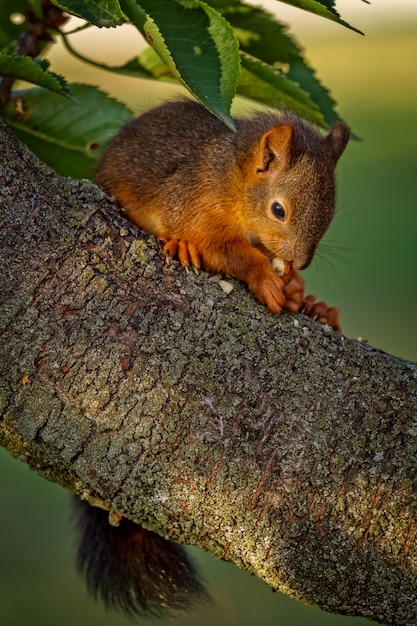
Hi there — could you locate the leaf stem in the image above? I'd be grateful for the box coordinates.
[59,32,153,79]
[60,33,111,72]
[62,22,93,36]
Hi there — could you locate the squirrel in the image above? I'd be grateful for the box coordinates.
[95,99,349,327]
[74,100,350,618]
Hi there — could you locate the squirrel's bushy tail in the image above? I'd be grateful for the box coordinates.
[73,498,208,618]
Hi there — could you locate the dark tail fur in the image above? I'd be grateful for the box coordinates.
[73,498,208,618]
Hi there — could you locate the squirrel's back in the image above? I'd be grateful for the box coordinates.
[96,99,340,195]
[97,100,233,192]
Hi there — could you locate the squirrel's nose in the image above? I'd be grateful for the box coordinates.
[294,243,317,270]
[295,259,310,271]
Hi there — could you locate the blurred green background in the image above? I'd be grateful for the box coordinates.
[1,2,416,625]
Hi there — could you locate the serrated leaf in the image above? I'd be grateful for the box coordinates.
[274,0,363,34]
[0,53,73,98]
[216,2,343,127]
[52,0,126,27]
[120,0,239,129]
[2,83,133,178]
[286,60,340,127]
[238,52,325,126]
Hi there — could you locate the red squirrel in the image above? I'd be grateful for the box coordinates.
[74,100,350,618]
[96,99,349,327]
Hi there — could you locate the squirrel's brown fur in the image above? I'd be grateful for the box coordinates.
[96,100,349,314]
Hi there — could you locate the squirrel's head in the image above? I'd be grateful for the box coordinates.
[240,116,350,271]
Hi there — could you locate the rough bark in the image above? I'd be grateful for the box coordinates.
[0,119,416,626]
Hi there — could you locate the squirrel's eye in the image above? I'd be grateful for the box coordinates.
[271,201,285,221]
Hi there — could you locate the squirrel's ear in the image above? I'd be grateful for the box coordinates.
[327,121,350,162]
[255,125,293,174]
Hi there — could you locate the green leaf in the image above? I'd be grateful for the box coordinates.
[2,83,133,178]
[286,61,339,127]
[273,0,363,34]
[52,0,126,27]
[238,52,325,126]
[120,0,240,129]
[217,2,343,127]
[0,53,73,98]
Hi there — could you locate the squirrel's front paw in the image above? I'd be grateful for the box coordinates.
[283,269,305,312]
[249,267,287,314]
[300,294,341,332]
[157,236,201,273]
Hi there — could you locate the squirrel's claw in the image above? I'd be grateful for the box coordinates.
[300,294,341,332]
[157,236,201,274]
[278,269,341,331]
[157,236,175,265]
[185,242,201,275]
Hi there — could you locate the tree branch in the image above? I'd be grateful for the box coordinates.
[1,119,416,626]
